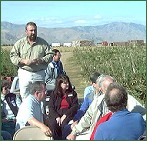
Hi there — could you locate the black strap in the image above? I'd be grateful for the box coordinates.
[4,93,18,117]
[97,98,105,118]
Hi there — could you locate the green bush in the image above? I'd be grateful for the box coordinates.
[1,49,17,77]
[73,45,146,106]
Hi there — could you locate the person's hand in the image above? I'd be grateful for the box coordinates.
[71,121,78,129]
[66,133,76,140]
[41,124,52,137]
[61,114,66,124]
[56,117,61,126]
[21,59,32,65]
[32,58,43,65]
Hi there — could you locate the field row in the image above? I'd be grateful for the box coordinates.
[73,45,146,106]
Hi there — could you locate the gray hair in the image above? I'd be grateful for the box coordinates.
[28,81,45,95]
[96,74,115,90]
[96,75,114,85]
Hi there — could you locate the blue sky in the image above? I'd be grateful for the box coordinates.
[1,1,146,28]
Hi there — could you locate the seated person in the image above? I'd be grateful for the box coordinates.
[94,82,146,140]
[45,49,65,94]
[67,75,146,140]
[66,75,114,140]
[47,74,79,140]
[83,72,101,99]
[15,81,52,137]
[74,72,101,122]
[1,80,21,136]
[62,72,101,139]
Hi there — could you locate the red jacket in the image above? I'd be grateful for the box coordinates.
[90,112,112,140]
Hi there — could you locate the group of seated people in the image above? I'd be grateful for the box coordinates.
[1,72,146,140]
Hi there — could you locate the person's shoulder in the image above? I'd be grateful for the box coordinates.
[37,37,49,45]
[6,93,16,98]
[71,90,78,96]
[131,111,144,118]
[48,62,54,68]
[15,37,26,44]
[84,85,93,92]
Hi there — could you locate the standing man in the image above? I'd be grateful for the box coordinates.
[10,22,53,100]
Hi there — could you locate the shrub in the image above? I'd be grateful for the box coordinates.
[1,49,17,77]
[73,45,146,106]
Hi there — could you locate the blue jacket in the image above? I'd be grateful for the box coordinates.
[45,60,65,90]
[94,109,146,140]
[73,91,94,121]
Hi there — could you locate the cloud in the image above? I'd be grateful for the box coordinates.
[74,20,87,24]
[94,14,101,19]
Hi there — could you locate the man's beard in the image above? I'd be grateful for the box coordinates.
[28,34,37,41]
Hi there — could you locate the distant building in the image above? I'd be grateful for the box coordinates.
[109,42,129,46]
[96,41,108,47]
[101,41,108,46]
[63,43,72,47]
[51,43,61,47]
[72,40,95,47]
[128,40,144,46]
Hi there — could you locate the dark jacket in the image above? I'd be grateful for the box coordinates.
[48,90,79,120]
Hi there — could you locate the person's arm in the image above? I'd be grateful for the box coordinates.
[66,133,76,140]
[70,95,104,135]
[73,96,91,122]
[16,94,22,108]
[70,98,96,135]
[83,86,92,99]
[10,42,23,66]
[45,63,54,83]
[28,117,52,136]
[48,93,60,118]
[41,42,53,64]
[10,41,36,66]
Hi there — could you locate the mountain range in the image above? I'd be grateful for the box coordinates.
[1,21,146,45]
